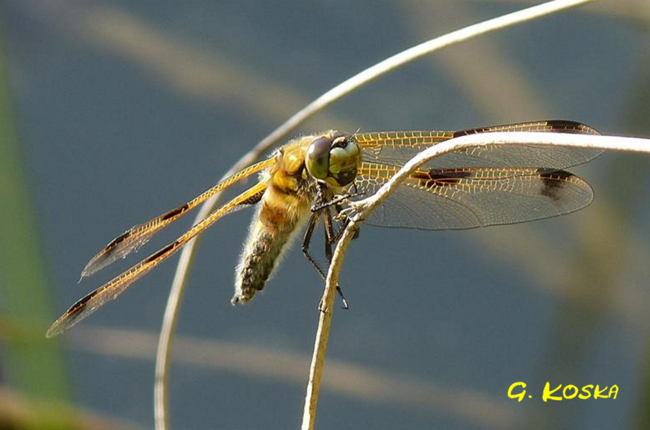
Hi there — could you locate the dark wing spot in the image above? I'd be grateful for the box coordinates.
[411,169,472,188]
[75,290,96,308]
[453,128,480,138]
[107,231,130,248]
[544,120,600,135]
[537,168,574,201]
[62,288,99,323]
[145,242,176,263]
[161,204,189,221]
[100,230,132,259]
[453,120,600,137]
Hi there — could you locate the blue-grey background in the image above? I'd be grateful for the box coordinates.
[1,0,650,429]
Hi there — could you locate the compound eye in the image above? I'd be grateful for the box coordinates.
[305,136,332,181]
[327,139,361,186]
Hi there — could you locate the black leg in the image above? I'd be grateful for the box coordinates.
[302,200,349,309]
[329,214,349,244]
[302,212,328,281]
[311,192,354,212]
[322,208,349,309]
[322,207,334,262]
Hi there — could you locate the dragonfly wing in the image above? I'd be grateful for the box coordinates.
[47,181,267,338]
[81,158,274,278]
[355,163,593,230]
[355,120,603,170]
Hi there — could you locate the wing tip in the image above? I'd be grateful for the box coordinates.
[45,323,63,338]
[46,289,97,338]
[46,312,76,338]
[80,259,100,280]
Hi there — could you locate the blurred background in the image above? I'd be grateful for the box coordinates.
[1,0,649,429]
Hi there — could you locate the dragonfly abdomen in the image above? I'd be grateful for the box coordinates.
[232,163,313,305]
[232,221,285,304]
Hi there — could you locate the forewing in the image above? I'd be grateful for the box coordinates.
[81,158,274,278]
[46,181,267,338]
[354,120,602,170]
[355,163,593,230]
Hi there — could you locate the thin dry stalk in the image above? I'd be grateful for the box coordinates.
[300,221,360,430]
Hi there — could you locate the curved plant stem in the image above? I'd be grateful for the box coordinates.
[153,149,267,430]
[300,221,360,430]
[154,0,599,429]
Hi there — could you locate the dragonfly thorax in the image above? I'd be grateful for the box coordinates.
[305,131,361,187]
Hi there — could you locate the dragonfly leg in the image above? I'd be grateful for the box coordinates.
[312,193,350,212]
[311,183,361,213]
[322,209,349,309]
[302,210,349,309]
[329,213,356,244]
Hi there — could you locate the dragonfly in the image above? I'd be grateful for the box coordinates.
[46,120,601,337]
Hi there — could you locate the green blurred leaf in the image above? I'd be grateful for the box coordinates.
[0,23,71,405]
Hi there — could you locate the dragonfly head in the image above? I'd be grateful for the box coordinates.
[306,132,360,187]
